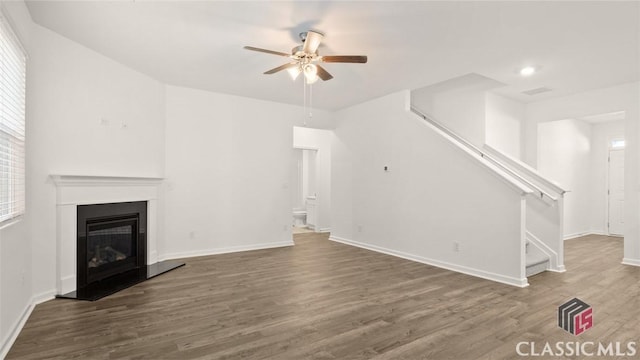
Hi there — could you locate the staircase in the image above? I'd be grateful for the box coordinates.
[409,105,567,282]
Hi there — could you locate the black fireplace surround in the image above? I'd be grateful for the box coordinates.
[77,201,147,289]
[56,201,184,301]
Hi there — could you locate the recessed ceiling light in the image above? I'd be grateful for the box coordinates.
[520,66,536,76]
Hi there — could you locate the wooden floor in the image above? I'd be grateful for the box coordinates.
[7,233,640,359]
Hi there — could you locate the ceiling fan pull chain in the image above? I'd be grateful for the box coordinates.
[303,77,307,126]
[309,84,313,124]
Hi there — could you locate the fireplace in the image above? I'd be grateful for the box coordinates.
[77,201,147,290]
[52,175,184,301]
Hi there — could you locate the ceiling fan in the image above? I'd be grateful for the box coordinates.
[244,30,367,84]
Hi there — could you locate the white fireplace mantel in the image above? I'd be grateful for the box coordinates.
[51,174,163,295]
[51,174,162,186]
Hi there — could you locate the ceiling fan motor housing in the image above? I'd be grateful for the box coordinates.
[299,30,324,43]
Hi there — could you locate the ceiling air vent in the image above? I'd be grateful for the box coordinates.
[522,87,552,96]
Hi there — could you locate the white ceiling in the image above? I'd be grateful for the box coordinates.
[25,1,639,111]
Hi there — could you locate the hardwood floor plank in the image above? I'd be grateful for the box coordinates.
[7,233,639,359]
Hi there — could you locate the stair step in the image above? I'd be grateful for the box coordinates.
[526,252,548,267]
[526,260,549,277]
[526,251,549,277]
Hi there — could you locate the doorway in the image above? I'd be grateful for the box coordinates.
[291,126,334,235]
[537,112,625,239]
[291,148,318,234]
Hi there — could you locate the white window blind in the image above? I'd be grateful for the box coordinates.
[0,13,26,223]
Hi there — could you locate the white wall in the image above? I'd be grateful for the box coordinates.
[537,119,592,238]
[162,86,334,258]
[524,82,639,263]
[631,88,640,264]
[0,220,29,357]
[304,150,316,199]
[412,87,486,148]
[411,74,507,149]
[293,126,334,232]
[485,92,525,159]
[590,120,625,235]
[332,90,526,286]
[290,149,304,210]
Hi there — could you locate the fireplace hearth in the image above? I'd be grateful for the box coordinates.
[56,201,183,301]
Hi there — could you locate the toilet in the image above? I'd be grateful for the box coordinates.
[292,209,307,227]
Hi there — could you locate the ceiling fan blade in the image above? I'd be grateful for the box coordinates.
[264,62,298,75]
[315,65,334,81]
[321,55,368,63]
[244,46,290,57]
[302,30,323,54]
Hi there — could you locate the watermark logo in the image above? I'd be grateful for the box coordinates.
[516,298,637,357]
[558,297,593,335]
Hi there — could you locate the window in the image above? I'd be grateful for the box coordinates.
[611,139,625,149]
[0,13,26,223]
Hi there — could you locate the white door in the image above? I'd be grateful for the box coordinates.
[608,149,624,235]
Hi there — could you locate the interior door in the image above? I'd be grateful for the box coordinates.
[608,149,624,236]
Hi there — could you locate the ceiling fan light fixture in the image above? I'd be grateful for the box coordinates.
[287,65,301,80]
[519,66,536,76]
[303,64,318,84]
[305,76,319,85]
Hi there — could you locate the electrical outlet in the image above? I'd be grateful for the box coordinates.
[189,231,196,239]
[453,242,460,252]
[357,225,363,233]
[283,224,288,231]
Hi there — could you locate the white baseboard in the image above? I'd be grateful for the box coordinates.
[1,289,55,359]
[158,240,294,261]
[564,232,590,240]
[148,250,158,265]
[318,227,331,233]
[0,302,34,359]
[565,232,624,240]
[546,265,566,273]
[329,236,528,288]
[622,258,640,266]
[60,275,75,295]
[32,290,56,305]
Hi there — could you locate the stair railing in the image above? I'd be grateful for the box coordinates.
[410,106,561,203]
